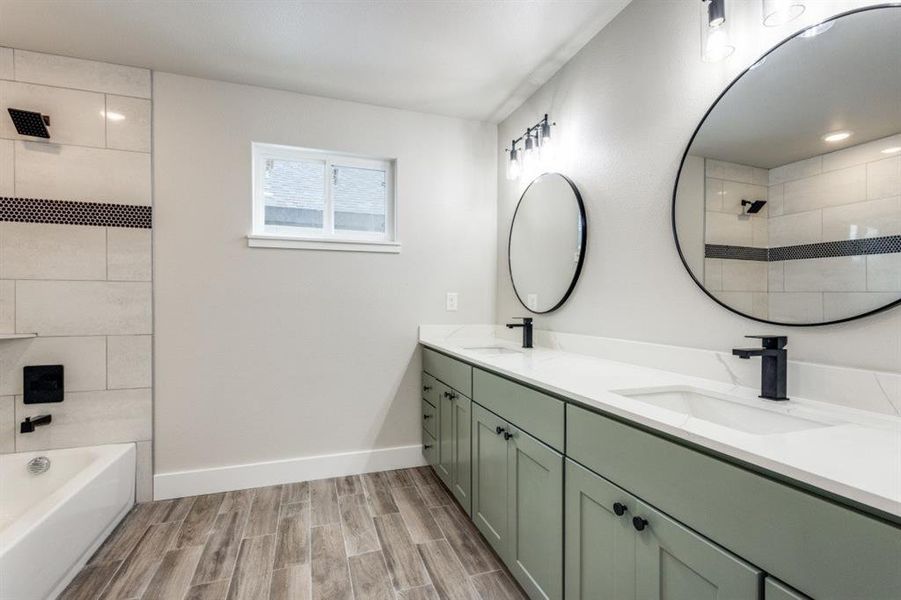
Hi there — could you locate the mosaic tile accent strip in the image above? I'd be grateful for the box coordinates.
[705,235,901,262]
[0,197,151,229]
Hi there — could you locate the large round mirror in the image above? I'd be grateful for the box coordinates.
[674,5,901,326]
[509,173,586,313]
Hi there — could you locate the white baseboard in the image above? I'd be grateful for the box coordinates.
[153,444,426,500]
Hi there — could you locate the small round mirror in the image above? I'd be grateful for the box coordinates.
[509,173,586,313]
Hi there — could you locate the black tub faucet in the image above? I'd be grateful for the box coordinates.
[506,317,533,349]
[20,414,52,434]
[732,335,788,400]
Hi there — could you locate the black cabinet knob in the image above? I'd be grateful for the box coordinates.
[495,426,506,435]
[424,444,433,449]
[632,517,648,532]
[423,385,432,392]
[613,502,628,516]
[503,432,513,441]
[423,414,432,420]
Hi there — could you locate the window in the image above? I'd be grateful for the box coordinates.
[249,143,398,252]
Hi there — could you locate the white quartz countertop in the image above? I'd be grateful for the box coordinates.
[419,325,901,520]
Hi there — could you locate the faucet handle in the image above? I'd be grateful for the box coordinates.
[744,335,787,349]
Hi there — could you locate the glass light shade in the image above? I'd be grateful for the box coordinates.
[763,0,805,27]
[507,148,521,180]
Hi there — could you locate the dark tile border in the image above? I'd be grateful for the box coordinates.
[0,197,151,229]
[706,235,901,262]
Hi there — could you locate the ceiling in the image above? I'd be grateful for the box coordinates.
[690,6,901,169]
[0,0,631,123]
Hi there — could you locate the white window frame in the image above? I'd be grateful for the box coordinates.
[248,142,399,253]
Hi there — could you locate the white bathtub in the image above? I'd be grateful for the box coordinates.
[0,443,135,600]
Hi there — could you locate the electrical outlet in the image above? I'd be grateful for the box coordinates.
[446,292,459,311]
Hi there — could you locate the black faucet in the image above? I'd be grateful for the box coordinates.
[506,317,533,349]
[20,414,52,433]
[732,335,788,400]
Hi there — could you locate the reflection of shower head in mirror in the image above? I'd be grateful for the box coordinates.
[741,199,767,214]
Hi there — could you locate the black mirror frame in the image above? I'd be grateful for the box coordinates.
[508,172,587,315]
[672,4,901,327]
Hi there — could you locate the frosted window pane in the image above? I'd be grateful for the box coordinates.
[333,165,386,233]
[263,158,325,228]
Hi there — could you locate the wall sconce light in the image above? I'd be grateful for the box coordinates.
[505,114,556,181]
[700,0,735,62]
[762,0,805,27]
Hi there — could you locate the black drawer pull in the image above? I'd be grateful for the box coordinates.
[423,414,432,420]
[632,517,648,532]
[423,385,432,392]
[424,444,433,450]
[495,426,506,435]
[613,502,628,516]
[503,431,513,441]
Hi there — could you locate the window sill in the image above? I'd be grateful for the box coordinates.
[246,234,402,253]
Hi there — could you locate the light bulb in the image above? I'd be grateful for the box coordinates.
[700,1,734,63]
[702,26,734,62]
[538,120,554,164]
[762,0,805,27]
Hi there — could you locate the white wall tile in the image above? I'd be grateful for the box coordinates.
[867,253,901,292]
[15,388,151,451]
[705,211,753,246]
[705,178,723,211]
[706,159,753,183]
[0,222,106,280]
[722,180,767,215]
[751,292,768,320]
[823,292,900,322]
[0,335,106,396]
[106,95,151,152]
[135,440,153,502]
[768,211,821,247]
[822,134,901,173]
[108,335,151,389]
[768,292,823,323]
[0,81,105,147]
[767,184,784,217]
[867,156,900,201]
[14,141,151,205]
[782,164,866,214]
[16,281,151,335]
[0,138,13,196]
[721,260,767,292]
[0,395,13,453]
[0,48,13,80]
[769,156,822,185]
[704,258,722,291]
[784,256,866,292]
[822,196,901,241]
[13,50,150,98]
[751,214,767,247]
[751,167,769,187]
[107,227,151,281]
[711,290,753,314]
[768,262,784,292]
[0,280,13,333]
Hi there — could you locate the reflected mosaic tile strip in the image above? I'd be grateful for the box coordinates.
[706,235,901,262]
[0,197,151,229]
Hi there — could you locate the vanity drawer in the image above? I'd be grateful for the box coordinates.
[423,347,472,397]
[422,428,437,466]
[422,372,439,406]
[421,399,437,438]
[566,404,901,599]
[473,368,564,451]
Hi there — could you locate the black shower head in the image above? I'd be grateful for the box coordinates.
[741,199,767,214]
[8,108,50,138]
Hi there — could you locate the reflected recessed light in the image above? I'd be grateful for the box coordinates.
[822,130,852,143]
[800,21,834,38]
[882,147,901,155]
[100,110,125,121]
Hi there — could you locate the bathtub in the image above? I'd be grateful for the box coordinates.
[0,443,135,600]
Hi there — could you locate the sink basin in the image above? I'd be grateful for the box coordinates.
[613,386,834,435]
[463,346,522,355]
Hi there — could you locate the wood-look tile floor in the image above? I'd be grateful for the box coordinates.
[60,467,526,600]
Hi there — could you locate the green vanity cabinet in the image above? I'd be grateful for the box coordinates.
[472,403,563,600]
[765,578,811,600]
[565,460,761,600]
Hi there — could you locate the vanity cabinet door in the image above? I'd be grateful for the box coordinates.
[633,499,761,600]
[507,426,563,600]
[436,383,454,488]
[565,460,636,600]
[472,403,511,561]
[765,578,811,600]
[451,392,472,515]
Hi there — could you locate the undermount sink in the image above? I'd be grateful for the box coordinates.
[613,386,835,435]
[463,345,522,355]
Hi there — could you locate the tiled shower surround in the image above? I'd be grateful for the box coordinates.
[703,134,901,322]
[0,48,153,500]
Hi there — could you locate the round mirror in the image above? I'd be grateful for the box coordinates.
[509,173,586,313]
[674,5,901,326]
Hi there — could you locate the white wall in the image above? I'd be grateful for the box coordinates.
[497,0,900,374]
[153,73,496,479]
